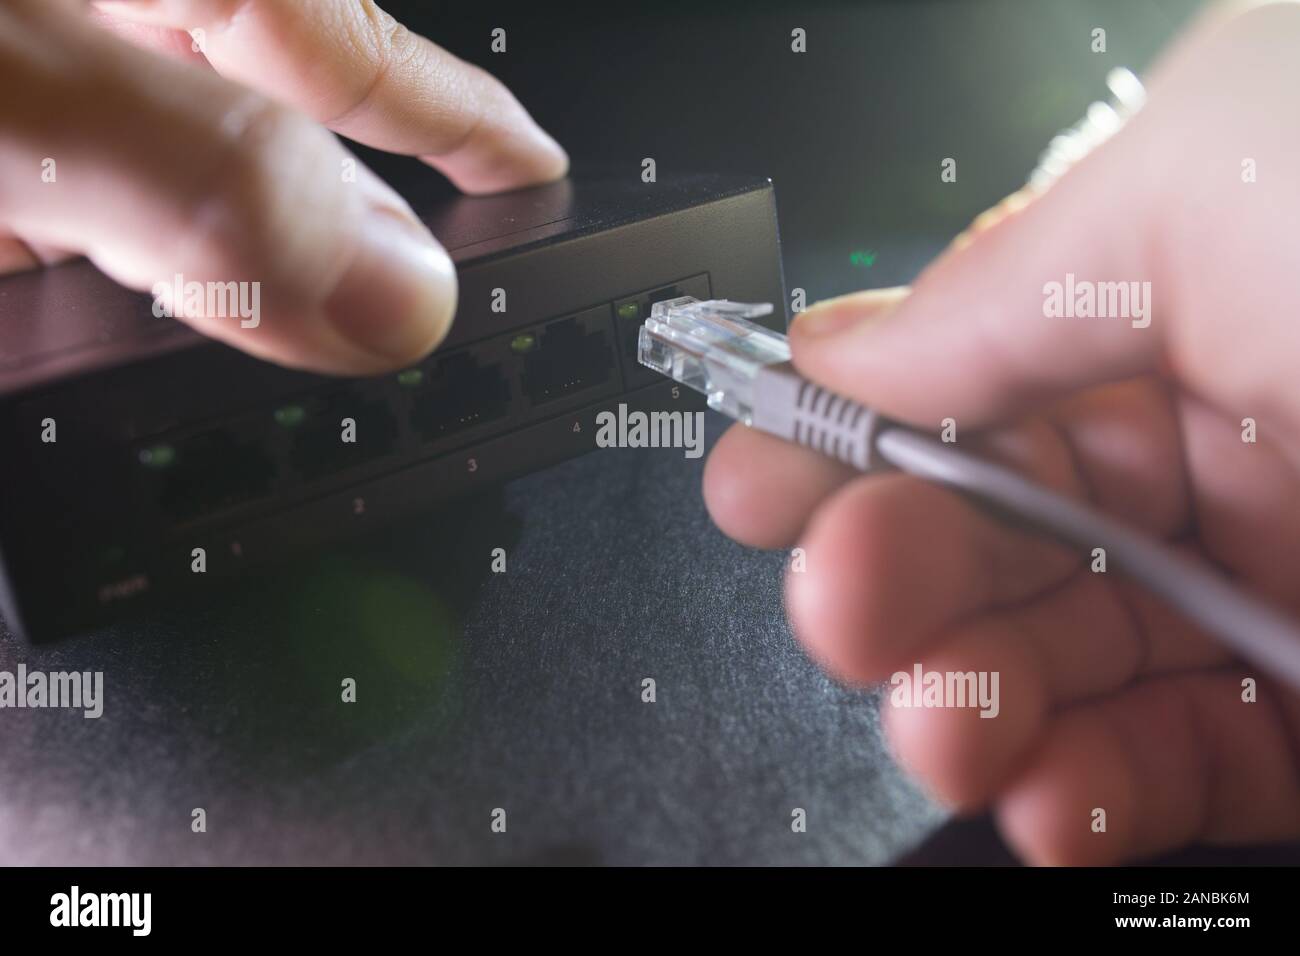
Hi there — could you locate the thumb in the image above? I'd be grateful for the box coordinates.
[790,136,1165,430]
[2,2,456,375]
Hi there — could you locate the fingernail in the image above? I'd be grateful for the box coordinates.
[325,209,457,365]
[951,187,1036,252]
[794,286,908,338]
[793,305,864,338]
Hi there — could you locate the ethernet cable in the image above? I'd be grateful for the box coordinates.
[638,296,1300,691]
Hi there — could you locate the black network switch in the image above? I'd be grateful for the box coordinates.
[0,172,787,640]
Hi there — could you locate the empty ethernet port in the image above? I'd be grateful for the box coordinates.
[520,316,613,406]
[146,428,274,520]
[286,388,398,480]
[411,350,511,443]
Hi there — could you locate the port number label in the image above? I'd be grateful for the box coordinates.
[353,497,365,515]
[572,420,581,433]
[671,386,681,400]
[467,457,478,473]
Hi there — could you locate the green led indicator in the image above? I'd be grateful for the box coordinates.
[397,368,423,387]
[274,404,306,428]
[616,302,640,321]
[138,443,175,468]
[510,332,538,354]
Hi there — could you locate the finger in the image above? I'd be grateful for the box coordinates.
[881,616,1049,813]
[87,7,209,64]
[703,424,856,549]
[788,120,1164,429]
[709,376,1192,556]
[95,0,568,194]
[701,286,908,549]
[995,671,1300,865]
[883,567,1231,811]
[0,233,76,272]
[785,420,1083,685]
[1044,377,1191,538]
[1177,390,1300,613]
[0,235,36,272]
[1,3,455,374]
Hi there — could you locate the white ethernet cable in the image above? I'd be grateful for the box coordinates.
[638,296,1300,691]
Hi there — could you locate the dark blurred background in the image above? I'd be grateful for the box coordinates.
[371,0,1205,297]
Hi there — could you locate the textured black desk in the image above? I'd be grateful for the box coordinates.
[0,415,942,865]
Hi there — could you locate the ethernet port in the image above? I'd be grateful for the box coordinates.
[616,286,683,388]
[287,388,398,480]
[411,350,511,443]
[520,314,614,406]
[148,427,274,520]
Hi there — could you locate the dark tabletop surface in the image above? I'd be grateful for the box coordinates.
[0,412,942,865]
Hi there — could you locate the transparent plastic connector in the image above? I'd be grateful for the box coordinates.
[637,297,784,425]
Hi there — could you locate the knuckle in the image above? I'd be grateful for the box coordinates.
[329,3,418,126]
[179,96,339,267]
